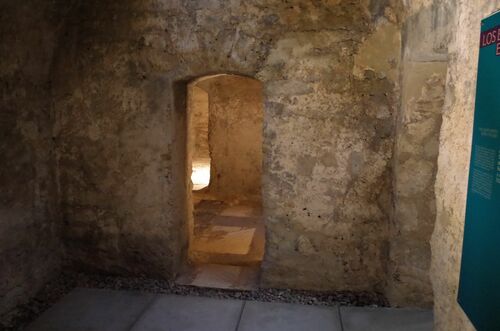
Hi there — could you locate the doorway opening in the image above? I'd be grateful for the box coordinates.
[179,74,265,290]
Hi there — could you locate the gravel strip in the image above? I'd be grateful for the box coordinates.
[1,271,388,330]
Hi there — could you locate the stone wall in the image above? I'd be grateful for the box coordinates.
[190,86,209,162]
[201,75,263,201]
[259,3,403,293]
[0,0,75,318]
[52,1,188,277]
[5,0,480,320]
[52,0,405,294]
[388,2,453,307]
[432,1,500,330]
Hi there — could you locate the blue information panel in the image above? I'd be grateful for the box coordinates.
[458,11,500,331]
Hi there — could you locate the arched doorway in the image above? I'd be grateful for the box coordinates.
[179,74,265,289]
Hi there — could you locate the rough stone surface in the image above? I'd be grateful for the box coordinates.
[190,86,209,162]
[388,1,452,307]
[195,75,263,201]
[259,3,402,293]
[2,1,495,329]
[0,0,76,319]
[51,0,404,294]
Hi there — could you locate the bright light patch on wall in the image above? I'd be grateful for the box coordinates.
[191,160,210,190]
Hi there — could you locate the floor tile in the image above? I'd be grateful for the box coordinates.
[130,295,243,331]
[25,288,156,331]
[340,307,433,331]
[237,301,342,331]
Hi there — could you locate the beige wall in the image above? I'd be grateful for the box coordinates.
[200,75,263,201]
[52,0,405,294]
[190,86,210,162]
[388,1,453,307]
[5,2,498,327]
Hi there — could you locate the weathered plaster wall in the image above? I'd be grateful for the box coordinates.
[388,2,453,307]
[0,0,74,319]
[5,0,499,325]
[260,4,402,292]
[190,86,209,162]
[53,1,188,277]
[53,0,406,294]
[432,1,500,330]
[202,75,263,201]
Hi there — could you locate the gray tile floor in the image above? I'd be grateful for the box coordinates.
[25,288,433,331]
